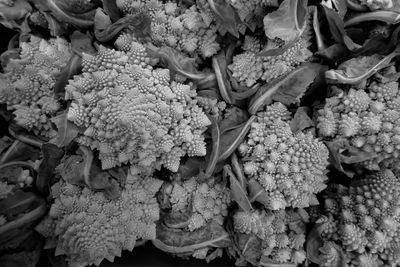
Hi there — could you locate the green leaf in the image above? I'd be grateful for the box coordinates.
[51,0,100,14]
[0,165,23,183]
[153,220,231,255]
[46,249,68,267]
[0,191,37,218]
[207,0,243,38]
[0,201,46,244]
[263,0,308,43]
[344,11,400,27]
[0,0,31,32]
[197,88,221,100]
[219,107,248,134]
[259,261,297,267]
[323,140,377,177]
[325,50,400,84]
[316,43,349,62]
[101,0,121,22]
[224,165,252,212]
[56,146,120,199]
[311,6,327,52]
[146,44,212,82]
[36,143,64,195]
[0,136,13,155]
[56,154,85,185]
[40,12,67,36]
[317,241,348,267]
[213,50,257,105]
[323,6,360,51]
[218,116,255,161]
[70,31,96,56]
[289,106,314,133]
[332,0,348,18]
[0,140,40,165]
[0,228,32,251]
[213,52,234,104]
[0,49,19,70]
[0,244,43,267]
[54,54,81,98]
[248,179,268,205]
[0,0,31,21]
[306,227,324,265]
[7,124,44,148]
[230,233,261,266]
[340,147,379,164]
[30,0,96,28]
[352,36,394,57]
[94,8,151,42]
[248,63,323,114]
[203,116,220,178]
[231,153,246,189]
[49,110,79,148]
[178,157,207,179]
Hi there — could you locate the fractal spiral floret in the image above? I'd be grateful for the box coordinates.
[164,176,230,231]
[65,39,211,171]
[239,102,329,210]
[232,208,308,265]
[42,169,163,267]
[317,169,400,266]
[0,35,71,137]
[116,0,220,58]
[2,0,400,267]
[228,22,313,87]
[317,80,400,171]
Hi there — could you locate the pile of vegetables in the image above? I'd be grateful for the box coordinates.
[1,0,400,266]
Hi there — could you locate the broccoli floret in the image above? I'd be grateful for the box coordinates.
[116,0,220,58]
[316,169,400,266]
[232,208,308,265]
[0,35,70,138]
[239,102,329,210]
[65,39,211,172]
[44,168,163,267]
[317,81,400,171]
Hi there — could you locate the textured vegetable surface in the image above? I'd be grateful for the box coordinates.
[1,0,400,266]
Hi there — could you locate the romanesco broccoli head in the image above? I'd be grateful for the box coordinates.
[317,169,400,266]
[232,208,308,265]
[47,168,163,266]
[65,39,211,171]
[163,176,230,231]
[0,35,70,138]
[116,0,220,58]
[317,81,400,171]
[239,102,329,210]
[228,35,313,88]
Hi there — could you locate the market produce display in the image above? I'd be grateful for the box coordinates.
[1,0,400,266]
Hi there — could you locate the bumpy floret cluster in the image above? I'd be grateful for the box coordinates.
[196,96,227,121]
[0,181,14,199]
[65,40,211,171]
[317,169,400,266]
[116,0,220,58]
[358,0,393,10]
[46,169,163,267]
[166,176,230,231]
[228,32,313,87]
[238,102,329,210]
[0,35,70,138]
[233,208,308,264]
[317,81,400,170]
